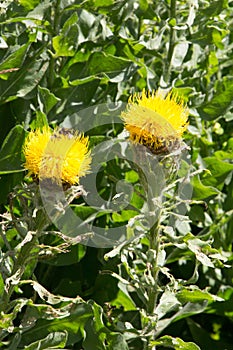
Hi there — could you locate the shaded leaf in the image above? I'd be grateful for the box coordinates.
[198,77,233,120]
[156,301,208,337]
[24,331,67,350]
[38,86,60,114]
[0,44,30,80]
[0,60,49,102]
[20,302,92,347]
[0,125,26,174]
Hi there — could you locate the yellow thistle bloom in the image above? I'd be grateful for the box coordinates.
[23,127,91,185]
[121,90,189,154]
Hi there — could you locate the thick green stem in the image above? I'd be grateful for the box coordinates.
[147,218,161,315]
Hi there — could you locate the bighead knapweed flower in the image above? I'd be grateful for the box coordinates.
[121,89,189,154]
[23,127,91,185]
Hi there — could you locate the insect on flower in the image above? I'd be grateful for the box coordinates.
[23,126,92,186]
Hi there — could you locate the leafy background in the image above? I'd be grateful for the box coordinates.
[0,0,233,349]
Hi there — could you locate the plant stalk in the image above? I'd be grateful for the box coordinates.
[147,218,161,315]
[48,0,61,88]
[164,0,176,85]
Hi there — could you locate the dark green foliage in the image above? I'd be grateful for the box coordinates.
[0,1,232,349]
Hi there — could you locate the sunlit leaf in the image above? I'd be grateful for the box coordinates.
[53,13,79,57]
[177,288,223,304]
[0,44,30,80]
[151,335,201,350]
[191,175,219,200]
[202,156,233,188]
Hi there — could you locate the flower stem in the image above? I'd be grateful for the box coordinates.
[147,217,161,315]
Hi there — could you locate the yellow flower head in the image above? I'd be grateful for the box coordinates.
[121,89,189,154]
[23,127,91,185]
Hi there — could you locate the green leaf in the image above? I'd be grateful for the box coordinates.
[20,302,92,347]
[198,77,233,120]
[87,52,132,76]
[156,301,208,337]
[191,175,219,200]
[112,210,138,223]
[184,235,215,268]
[52,13,79,57]
[38,86,61,114]
[46,244,86,266]
[151,335,201,350]
[111,282,136,311]
[125,169,139,183]
[0,44,30,80]
[83,300,129,350]
[108,333,129,350]
[27,0,53,20]
[30,111,49,130]
[202,157,233,188]
[93,0,114,7]
[83,301,107,349]
[187,318,232,350]
[18,0,40,11]
[0,125,26,174]
[0,60,49,102]
[177,288,223,304]
[201,0,228,17]
[24,332,67,350]
[155,290,181,320]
